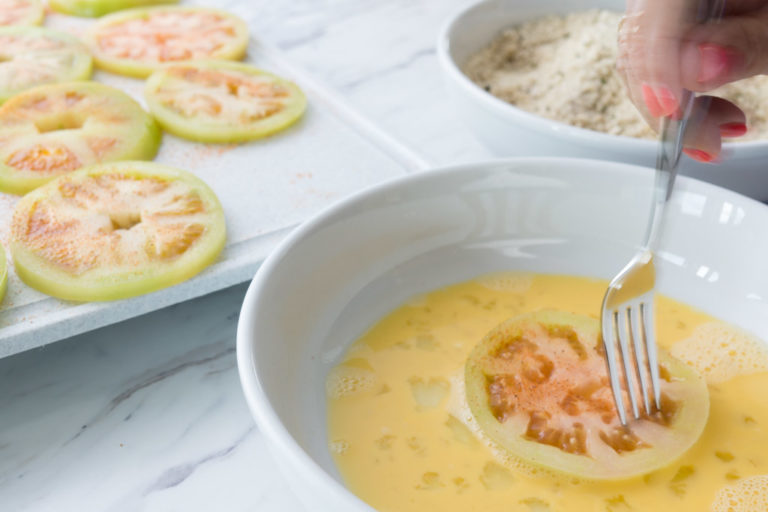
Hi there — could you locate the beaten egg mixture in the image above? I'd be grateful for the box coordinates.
[327,273,768,511]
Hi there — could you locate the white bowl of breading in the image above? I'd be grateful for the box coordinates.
[437,0,768,201]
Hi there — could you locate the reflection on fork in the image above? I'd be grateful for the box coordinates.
[600,249,661,426]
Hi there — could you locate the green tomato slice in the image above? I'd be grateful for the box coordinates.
[0,0,44,26]
[145,61,306,143]
[10,161,226,302]
[0,81,161,194]
[0,27,93,104]
[85,6,248,78]
[465,310,710,481]
[49,0,178,18]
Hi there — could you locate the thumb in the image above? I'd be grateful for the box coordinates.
[679,10,768,91]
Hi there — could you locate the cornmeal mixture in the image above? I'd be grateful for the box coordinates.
[465,10,768,140]
[327,273,768,511]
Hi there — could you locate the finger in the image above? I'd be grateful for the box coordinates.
[620,0,702,117]
[679,8,768,91]
[682,96,747,160]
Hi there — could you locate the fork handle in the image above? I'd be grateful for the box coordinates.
[642,0,726,251]
[642,91,694,252]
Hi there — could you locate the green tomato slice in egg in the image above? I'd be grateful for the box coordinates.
[465,310,710,480]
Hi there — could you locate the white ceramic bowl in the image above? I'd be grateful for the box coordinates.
[237,158,768,511]
[437,0,768,201]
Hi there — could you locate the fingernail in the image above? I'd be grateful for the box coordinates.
[653,86,679,116]
[720,122,748,138]
[698,43,739,83]
[641,84,662,117]
[683,148,716,163]
[641,83,678,118]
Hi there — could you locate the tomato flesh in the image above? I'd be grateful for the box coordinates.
[145,60,306,143]
[0,0,43,27]
[86,6,248,78]
[465,310,710,480]
[10,161,226,302]
[0,82,161,194]
[0,27,93,104]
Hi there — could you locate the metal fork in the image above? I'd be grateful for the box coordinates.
[600,91,695,425]
[602,0,726,425]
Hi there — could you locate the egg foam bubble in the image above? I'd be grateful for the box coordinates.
[325,358,377,399]
[670,322,768,384]
[712,475,768,512]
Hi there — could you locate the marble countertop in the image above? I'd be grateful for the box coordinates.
[0,0,492,510]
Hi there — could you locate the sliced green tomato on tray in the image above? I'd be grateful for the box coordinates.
[0,26,93,104]
[0,0,44,27]
[85,6,248,78]
[10,161,226,302]
[0,81,161,195]
[465,310,710,481]
[145,60,306,143]
[49,0,178,18]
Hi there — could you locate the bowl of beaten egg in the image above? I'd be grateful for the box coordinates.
[437,0,768,201]
[237,158,768,512]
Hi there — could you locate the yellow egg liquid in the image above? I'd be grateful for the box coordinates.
[326,273,768,511]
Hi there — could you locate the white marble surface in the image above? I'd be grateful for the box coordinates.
[220,0,493,165]
[0,0,491,510]
[1,284,304,511]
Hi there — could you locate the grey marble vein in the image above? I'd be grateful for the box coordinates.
[340,47,435,89]
[144,426,256,495]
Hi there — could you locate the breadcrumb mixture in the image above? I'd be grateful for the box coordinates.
[465,10,768,141]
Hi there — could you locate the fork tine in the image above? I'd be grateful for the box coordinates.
[628,304,652,415]
[641,301,662,409]
[616,309,640,419]
[601,309,627,426]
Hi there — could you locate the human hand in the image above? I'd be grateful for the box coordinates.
[618,0,768,161]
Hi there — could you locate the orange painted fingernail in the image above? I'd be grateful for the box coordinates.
[698,43,740,83]
[720,122,748,138]
[683,148,716,162]
[642,83,677,117]
[653,85,679,116]
[642,84,663,117]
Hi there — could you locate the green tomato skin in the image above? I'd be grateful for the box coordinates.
[464,310,710,481]
[10,162,226,302]
[0,27,93,104]
[0,117,160,195]
[2,0,44,26]
[86,7,249,78]
[145,61,307,143]
[49,0,179,18]
[0,82,162,195]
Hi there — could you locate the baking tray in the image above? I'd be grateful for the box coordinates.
[0,12,429,358]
